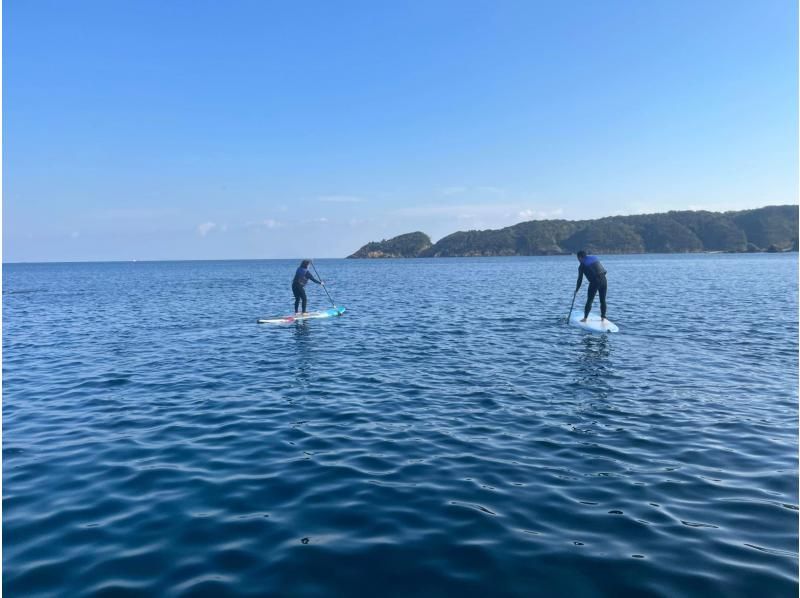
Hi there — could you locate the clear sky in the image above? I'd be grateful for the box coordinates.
[4,0,797,261]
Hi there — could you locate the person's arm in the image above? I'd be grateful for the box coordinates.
[575,265,584,293]
[306,271,321,285]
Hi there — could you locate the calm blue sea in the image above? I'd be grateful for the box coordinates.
[4,254,798,596]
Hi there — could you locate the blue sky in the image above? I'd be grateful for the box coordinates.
[4,0,797,261]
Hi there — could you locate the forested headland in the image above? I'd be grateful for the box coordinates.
[348,205,798,258]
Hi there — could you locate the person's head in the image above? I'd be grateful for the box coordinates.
[576,250,586,262]
[300,259,311,268]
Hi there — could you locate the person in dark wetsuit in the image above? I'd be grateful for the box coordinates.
[292,259,323,315]
[575,250,608,322]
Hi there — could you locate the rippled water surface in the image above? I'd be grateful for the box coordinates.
[4,255,798,596]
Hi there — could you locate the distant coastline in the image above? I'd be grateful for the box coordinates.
[348,205,799,258]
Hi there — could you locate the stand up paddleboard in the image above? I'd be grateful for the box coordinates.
[258,306,346,324]
[569,311,618,334]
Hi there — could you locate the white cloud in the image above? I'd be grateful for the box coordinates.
[477,186,506,195]
[441,186,467,196]
[94,208,181,221]
[349,218,370,227]
[197,222,216,236]
[394,203,519,218]
[391,203,567,232]
[317,195,365,203]
[301,217,330,225]
[440,186,506,196]
[518,208,564,221]
[616,201,659,215]
[392,203,519,231]
[244,219,284,231]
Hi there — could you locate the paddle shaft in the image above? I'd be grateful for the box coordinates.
[311,261,336,307]
[567,289,578,321]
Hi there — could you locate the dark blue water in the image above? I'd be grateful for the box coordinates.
[4,255,798,596]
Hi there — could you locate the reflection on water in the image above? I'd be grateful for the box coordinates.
[293,319,311,339]
[580,334,611,363]
[570,334,613,390]
[292,320,312,388]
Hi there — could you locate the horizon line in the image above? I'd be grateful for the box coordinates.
[6,250,797,266]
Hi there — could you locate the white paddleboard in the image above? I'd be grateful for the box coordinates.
[569,311,618,334]
[258,306,346,324]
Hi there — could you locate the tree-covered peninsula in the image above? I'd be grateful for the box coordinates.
[347,231,433,258]
[348,205,798,258]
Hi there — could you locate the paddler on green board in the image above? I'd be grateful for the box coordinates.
[575,250,608,322]
[292,259,325,315]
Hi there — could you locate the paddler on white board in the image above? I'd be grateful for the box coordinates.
[292,259,325,315]
[575,250,608,323]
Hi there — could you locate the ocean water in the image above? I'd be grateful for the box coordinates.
[4,254,798,597]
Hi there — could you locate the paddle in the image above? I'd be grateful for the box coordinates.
[310,261,336,308]
[566,289,578,322]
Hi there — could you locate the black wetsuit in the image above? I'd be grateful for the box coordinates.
[292,267,320,313]
[576,255,607,319]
